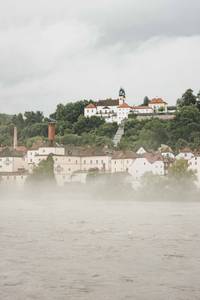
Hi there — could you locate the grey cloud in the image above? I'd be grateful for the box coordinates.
[0,0,200,114]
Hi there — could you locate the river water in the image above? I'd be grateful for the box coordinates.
[0,194,200,300]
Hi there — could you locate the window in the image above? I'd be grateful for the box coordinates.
[90,160,92,164]
[84,160,86,164]
[96,160,98,164]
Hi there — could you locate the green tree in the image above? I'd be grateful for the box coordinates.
[168,159,196,189]
[12,113,25,129]
[24,111,44,126]
[21,123,48,139]
[96,123,118,138]
[27,155,55,183]
[50,100,91,124]
[142,96,150,106]
[177,89,196,107]
[73,116,105,135]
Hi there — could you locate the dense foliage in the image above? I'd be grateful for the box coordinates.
[27,155,55,183]
[1,89,200,150]
[120,104,200,151]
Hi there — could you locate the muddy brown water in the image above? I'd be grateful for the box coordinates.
[0,195,200,300]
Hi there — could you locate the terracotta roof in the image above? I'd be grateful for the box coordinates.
[179,147,193,153]
[149,98,167,105]
[142,153,163,163]
[15,146,27,153]
[96,99,119,107]
[118,103,131,109]
[85,103,96,109]
[137,152,163,164]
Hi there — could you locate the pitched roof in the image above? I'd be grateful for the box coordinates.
[179,147,193,153]
[158,144,173,153]
[112,151,138,159]
[96,99,119,107]
[118,102,131,109]
[143,153,163,163]
[85,103,96,109]
[149,98,167,105]
[65,146,112,157]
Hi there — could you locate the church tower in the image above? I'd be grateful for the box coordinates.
[119,87,126,105]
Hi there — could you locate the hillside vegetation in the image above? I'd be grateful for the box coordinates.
[0,89,200,150]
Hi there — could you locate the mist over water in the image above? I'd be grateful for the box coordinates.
[1,184,200,300]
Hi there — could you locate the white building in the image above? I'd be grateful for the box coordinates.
[0,154,28,187]
[158,145,175,159]
[54,151,112,186]
[84,88,131,124]
[128,154,165,188]
[111,151,137,173]
[189,156,200,187]
[148,98,168,112]
[26,146,65,172]
[0,156,27,173]
[0,172,28,187]
[176,149,194,161]
[136,147,147,155]
[132,106,153,115]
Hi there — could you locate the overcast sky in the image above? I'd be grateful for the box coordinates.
[0,0,200,115]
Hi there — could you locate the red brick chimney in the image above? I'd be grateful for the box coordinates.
[48,121,56,146]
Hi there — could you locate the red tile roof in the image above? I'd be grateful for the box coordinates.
[96,99,119,107]
[149,98,167,105]
[85,103,96,109]
[118,102,131,109]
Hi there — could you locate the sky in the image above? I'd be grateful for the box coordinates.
[0,0,200,115]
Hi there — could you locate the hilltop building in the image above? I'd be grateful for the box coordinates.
[148,98,168,112]
[84,89,169,124]
[84,88,131,124]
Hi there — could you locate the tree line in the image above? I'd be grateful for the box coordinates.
[0,88,200,150]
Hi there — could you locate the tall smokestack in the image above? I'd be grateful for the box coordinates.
[13,126,18,150]
[48,121,56,146]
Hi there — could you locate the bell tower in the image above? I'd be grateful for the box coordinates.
[119,87,126,105]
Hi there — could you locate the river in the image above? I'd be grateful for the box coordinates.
[0,194,200,299]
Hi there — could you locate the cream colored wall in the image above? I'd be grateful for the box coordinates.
[0,174,28,186]
[111,159,134,173]
[0,157,27,173]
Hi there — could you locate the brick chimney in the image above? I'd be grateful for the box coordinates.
[48,121,56,146]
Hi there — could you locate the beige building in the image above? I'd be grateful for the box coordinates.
[26,146,65,172]
[54,152,112,186]
[148,98,168,112]
[0,171,28,187]
[111,151,137,173]
[0,156,27,173]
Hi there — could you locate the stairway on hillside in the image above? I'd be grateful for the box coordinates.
[113,121,125,147]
